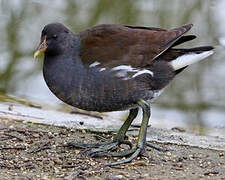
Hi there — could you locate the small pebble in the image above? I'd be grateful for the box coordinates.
[79,121,84,125]
[53,158,62,165]
[32,133,40,138]
[75,150,80,154]
[8,104,13,111]
[81,129,86,134]
[131,161,147,166]
[109,175,123,180]
[171,127,186,132]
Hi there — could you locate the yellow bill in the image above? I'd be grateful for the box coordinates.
[34,36,47,59]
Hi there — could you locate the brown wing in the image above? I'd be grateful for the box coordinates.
[79,24,193,68]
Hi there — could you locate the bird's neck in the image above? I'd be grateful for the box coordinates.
[43,35,81,85]
[42,36,85,105]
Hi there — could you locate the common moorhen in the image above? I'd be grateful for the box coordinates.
[34,23,214,166]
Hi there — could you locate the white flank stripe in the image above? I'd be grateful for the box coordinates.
[89,61,100,67]
[132,69,154,78]
[116,71,127,77]
[111,65,138,79]
[170,50,214,70]
[111,65,135,72]
[111,65,153,79]
[99,68,106,72]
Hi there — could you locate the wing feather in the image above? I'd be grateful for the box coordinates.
[79,24,193,68]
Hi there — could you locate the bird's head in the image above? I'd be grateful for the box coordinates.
[34,23,71,58]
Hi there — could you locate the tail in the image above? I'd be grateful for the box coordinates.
[153,24,214,72]
[169,46,214,71]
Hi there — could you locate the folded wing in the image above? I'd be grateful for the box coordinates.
[79,24,194,68]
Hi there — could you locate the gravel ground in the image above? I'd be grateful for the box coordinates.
[0,119,225,180]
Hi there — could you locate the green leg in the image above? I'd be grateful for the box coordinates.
[67,108,138,152]
[113,108,138,142]
[105,99,150,166]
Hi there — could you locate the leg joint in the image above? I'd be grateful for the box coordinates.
[138,99,150,115]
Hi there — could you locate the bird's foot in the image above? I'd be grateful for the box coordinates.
[103,142,166,166]
[89,142,165,158]
[67,141,165,166]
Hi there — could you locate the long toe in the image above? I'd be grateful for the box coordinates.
[87,142,119,156]
[66,141,111,149]
[146,142,167,152]
[105,146,143,166]
[93,148,136,158]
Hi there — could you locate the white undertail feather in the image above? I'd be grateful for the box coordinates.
[132,69,154,78]
[169,50,214,70]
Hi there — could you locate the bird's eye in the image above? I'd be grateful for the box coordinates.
[52,34,57,39]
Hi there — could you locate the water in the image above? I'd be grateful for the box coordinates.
[0,0,225,137]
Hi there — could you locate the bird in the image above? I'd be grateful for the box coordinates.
[34,22,214,166]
